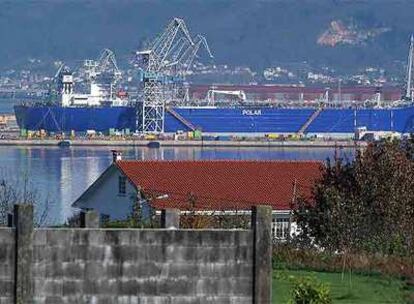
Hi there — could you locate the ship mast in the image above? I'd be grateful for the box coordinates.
[405,34,414,101]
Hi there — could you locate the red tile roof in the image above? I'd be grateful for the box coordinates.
[116,160,322,211]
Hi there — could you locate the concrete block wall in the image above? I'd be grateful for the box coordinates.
[0,228,15,304]
[32,229,253,304]
[3,205,272,304]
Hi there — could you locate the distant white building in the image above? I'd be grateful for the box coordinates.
[72,152,322,240]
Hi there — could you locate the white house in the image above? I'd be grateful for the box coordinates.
[72,152,322,240]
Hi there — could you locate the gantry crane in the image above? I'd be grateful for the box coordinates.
[136,18,213,133]
[405,35,414,101]
[84,48,122,101]
[47,63,71,103]
[168,34,214,104]
[84,49,121,80]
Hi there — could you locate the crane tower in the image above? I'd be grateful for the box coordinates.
[405,35,414,101]
[136,18,213,133]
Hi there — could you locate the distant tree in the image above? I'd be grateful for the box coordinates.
[295,139,414,256]
[0,168,52,227]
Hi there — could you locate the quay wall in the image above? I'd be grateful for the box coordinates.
[0,205,272,304]
[0,138,364,148]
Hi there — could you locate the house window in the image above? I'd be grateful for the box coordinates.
[272,217,290,240]
[118,176,126,196]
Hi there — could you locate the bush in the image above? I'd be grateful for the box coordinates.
[288,275,332,304]
[295,139,414,257]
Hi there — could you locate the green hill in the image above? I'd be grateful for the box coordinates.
[0,0,413,71]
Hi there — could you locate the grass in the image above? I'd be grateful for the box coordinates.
[272,269,408,304]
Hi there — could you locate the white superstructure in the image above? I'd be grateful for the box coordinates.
[58,49,127,107]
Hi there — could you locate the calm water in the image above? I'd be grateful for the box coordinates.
[0,146,355,223]
[0,98,18,114]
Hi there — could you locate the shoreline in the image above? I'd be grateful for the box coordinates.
[0,138,366,148]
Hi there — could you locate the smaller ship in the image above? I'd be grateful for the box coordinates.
[14,49,137,133]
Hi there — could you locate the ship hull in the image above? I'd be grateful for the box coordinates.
[13,104,414,135]
[165,107,414,134]
[14,105,136,132]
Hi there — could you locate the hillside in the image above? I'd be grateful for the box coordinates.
[0,0,414,72]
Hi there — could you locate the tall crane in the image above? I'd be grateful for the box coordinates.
[136,18,213,133]
[84,49,122,102]
[48,63,72,104]
[405,35,414,101]
[84,49,121,80]
[168,34,214,104]
[186,35,213,71]
[168,34,213,75]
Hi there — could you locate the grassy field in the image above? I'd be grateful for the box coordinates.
[273,270,407,304]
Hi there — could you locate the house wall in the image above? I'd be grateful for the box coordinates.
[75,166,137,220]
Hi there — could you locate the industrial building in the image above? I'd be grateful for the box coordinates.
[72,152,322,240]
[189,84,402,104]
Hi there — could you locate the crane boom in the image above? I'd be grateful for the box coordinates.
[181,35,213,73]
[150,18,194,72]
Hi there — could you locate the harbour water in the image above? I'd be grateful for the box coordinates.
[0,145,355,224]
[0,98,17,114]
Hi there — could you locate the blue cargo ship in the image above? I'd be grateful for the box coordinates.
[13,103,414,135]
[13,42,414,137]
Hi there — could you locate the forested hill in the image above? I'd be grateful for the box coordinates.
[1,0,414,71]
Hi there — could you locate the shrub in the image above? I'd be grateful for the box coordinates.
[288,275,332,304]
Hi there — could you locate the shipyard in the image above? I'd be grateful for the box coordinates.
[2,2,414,303]
[1,19,414,147]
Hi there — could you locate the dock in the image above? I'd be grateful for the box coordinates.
[0,138,366,148]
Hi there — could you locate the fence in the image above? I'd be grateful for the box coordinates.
[0,205,272,304]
